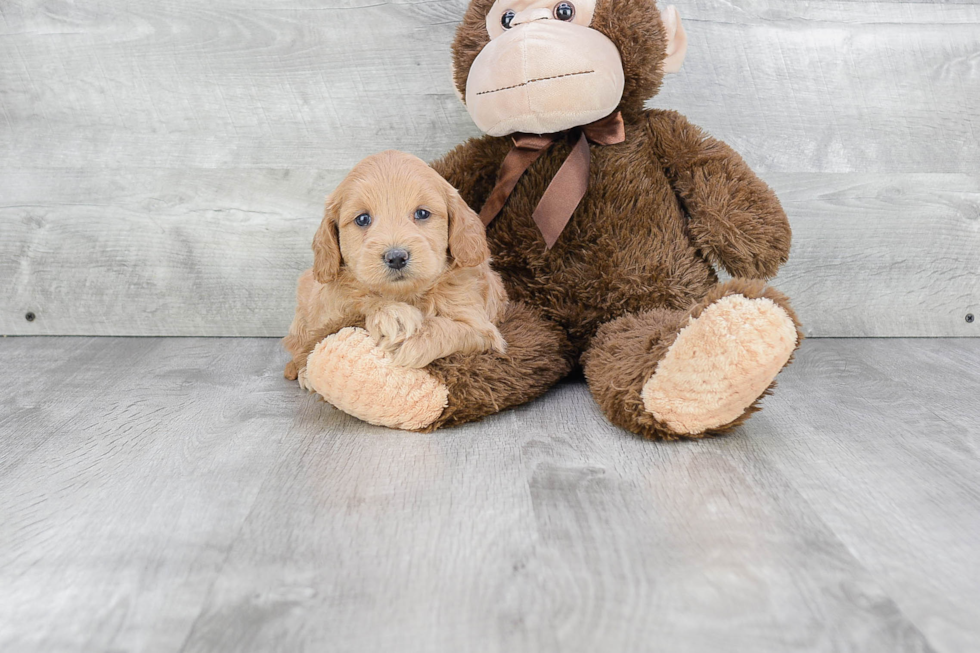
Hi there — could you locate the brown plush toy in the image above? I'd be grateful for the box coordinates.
[301,0,803,438]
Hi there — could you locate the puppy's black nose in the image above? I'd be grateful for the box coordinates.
[384,248,410,270]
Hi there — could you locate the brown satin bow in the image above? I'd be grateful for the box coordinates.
[479,111,626,249]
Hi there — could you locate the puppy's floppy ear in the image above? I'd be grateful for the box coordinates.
[445,183,490,269]
[313,194,342,283]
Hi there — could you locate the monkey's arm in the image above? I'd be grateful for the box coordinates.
[648,110,791,279]
[431,135,511,214]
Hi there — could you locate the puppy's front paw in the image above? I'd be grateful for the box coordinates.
[297,367,314,392]
[390,334,440,369]
[367,303,425,352]
[487,325,507,355]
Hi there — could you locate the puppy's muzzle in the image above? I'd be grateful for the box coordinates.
[384,248,410,271]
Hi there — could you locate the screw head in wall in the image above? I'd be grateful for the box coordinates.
[25,312,36,322]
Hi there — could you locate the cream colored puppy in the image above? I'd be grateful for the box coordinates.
[284,151,507,386]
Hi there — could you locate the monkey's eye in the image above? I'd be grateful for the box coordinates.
[554,1,575,20]
[501,9,516,29]
[354,213,372,227]
[414,209,431,221]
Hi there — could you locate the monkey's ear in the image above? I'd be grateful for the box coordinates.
[312,194,343,284]
[661,5,688,74]
[446,185,490,269]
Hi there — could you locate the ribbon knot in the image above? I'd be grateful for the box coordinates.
[478,111,626,249]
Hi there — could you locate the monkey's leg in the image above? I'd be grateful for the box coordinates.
[582,280,802,439]
[303,302,573,432]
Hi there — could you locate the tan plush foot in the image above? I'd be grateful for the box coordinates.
[305,327,449,431]
[641,295,798,436]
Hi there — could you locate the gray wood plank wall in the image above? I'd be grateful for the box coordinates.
[1,0,978,337]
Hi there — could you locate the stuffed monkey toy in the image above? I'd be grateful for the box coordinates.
[300,0,803,438]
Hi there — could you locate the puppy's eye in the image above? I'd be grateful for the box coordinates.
[554,1,574,20]
[414,209,431,221]
[354,213,372,227]
[501,9,516,29]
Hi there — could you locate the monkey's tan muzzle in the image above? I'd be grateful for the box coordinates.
[465,21,625,137]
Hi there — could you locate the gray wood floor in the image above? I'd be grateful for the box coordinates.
[1,337,979,652]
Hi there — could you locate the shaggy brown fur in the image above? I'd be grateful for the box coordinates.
[423,0,800,437]
[425,301,575,431]
[583,279,803,440]
[284,151,508,380]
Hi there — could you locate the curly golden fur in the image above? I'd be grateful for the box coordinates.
[283,151,508,381]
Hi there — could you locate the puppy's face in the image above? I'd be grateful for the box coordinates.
[313,151,489,296]
[336,157,450,292]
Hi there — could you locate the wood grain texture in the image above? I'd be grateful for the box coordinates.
[773,173,980,337]
[0,168,327,337]
[2,170,977,337]
[0,338,307,652]
[746,338,980,653]
[0,0,977,172]
[1,336,978,651]
[653,0,980,175]
[1,0,978,337]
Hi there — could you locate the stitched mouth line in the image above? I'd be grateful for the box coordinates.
[476,70,595,96]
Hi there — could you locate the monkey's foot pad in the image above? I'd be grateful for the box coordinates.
[305,327,449,431]
[641,294,798,435]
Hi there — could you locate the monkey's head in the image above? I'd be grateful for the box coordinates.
[453,0,687,137]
